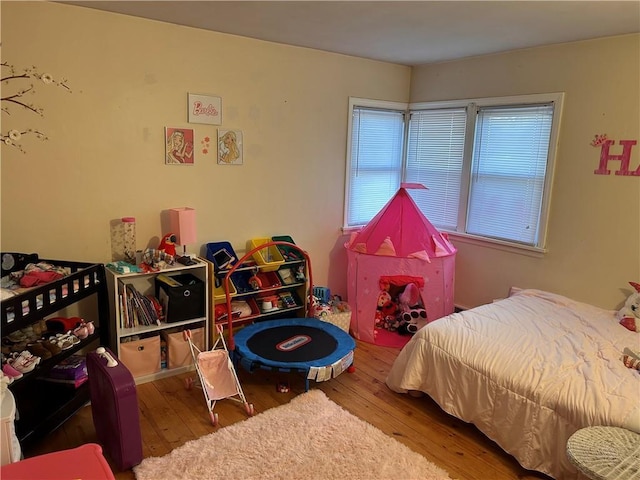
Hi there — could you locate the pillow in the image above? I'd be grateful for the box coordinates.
[616,282,640,332]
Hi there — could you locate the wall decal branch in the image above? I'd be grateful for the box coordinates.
[1,61,72,153]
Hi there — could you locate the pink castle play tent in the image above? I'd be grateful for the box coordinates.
[345,183,456,347]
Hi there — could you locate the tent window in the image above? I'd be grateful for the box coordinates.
[344,94,563,252]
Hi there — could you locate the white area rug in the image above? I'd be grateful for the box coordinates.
[134,389,452,480]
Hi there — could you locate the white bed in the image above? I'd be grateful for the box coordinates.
[385,288,640,479]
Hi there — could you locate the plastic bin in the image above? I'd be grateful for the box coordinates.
[272,235,302,261]
[213,278,237,302]
[214,298,259,322]
[313,286,331,303]
[256,271,281,290]
[206,241,238,270]
[230,270,256,294]
[248,238,285,272]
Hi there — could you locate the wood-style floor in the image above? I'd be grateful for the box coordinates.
[26,340,551,479]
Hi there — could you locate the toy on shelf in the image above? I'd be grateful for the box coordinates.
[158,233,177,257]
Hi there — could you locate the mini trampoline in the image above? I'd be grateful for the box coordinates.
[221,241,356,390]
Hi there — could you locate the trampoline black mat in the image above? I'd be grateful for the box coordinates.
[246,325,338,363]
[234,318,355,373]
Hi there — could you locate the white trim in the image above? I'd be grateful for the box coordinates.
[410,92,564,110]
[536,92,565,250]
[348,97,408,111]
[447,231,547,257]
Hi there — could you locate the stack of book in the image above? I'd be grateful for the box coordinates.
[119,283,162,329]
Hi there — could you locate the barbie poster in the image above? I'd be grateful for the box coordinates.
[165,127,194,165]
[217,129,243,165]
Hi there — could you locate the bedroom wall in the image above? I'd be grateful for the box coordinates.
[410,34,640,310]
[2,3,638,315]
[0,1,410,299]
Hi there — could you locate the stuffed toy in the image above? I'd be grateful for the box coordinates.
[141,248,175,271]
[311,295,333,318]
[616,282,640,332]
[375,290,399,330]
[375,290,391,327]
[396,282,427,335]
[622,347,640,371]
[158,233,177,257]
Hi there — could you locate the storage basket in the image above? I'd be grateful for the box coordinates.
[248,238,285,272]
[206,241,238,270]
[213,278,237,302]
[317,311,351,333]
[155,274,205,323]
[272,235,302,261]
[162,327,205,369]
[119,335,161,377]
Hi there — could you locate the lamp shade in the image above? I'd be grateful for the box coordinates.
[169,207,197,247]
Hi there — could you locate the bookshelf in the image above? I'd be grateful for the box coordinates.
[105,258,209,384]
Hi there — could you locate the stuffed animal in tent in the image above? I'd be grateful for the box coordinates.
[616,282,640,332]
[396,282,427,335]
[375,290,399,330]
[158,233,177,257]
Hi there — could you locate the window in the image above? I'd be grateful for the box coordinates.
[405,107,466,231]
[344,93,564,251]
[345,99,406,227]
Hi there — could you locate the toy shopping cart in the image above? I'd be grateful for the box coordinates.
[184,324,254,426]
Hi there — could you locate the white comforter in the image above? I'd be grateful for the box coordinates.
[385,289,640,479]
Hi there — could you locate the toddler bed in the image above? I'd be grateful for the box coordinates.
[385,288,640,479]
[1,256,104,326]
[1,253,109,447]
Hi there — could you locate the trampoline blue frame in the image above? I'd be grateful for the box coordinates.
[233,317,356,391]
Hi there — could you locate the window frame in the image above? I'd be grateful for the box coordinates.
[344,93,564,254]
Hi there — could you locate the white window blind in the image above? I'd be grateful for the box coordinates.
[406,108,467,230]
[344,94,561,251]
[466,104,553,245]
[347,107,405,226]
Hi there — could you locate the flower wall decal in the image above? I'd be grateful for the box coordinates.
[1,61,72,153]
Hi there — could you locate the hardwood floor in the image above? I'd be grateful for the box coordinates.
[25,340,551,479]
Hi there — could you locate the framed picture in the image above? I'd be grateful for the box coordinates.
[217,129,243,165]
[188,93,222,125]
[165,127,194,165]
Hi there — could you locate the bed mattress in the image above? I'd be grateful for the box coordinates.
[385,289,640,479]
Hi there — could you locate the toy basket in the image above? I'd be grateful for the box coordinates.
[247,238,285,272]
[316,311,351,333]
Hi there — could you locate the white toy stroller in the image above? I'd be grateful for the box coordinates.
[184,324,254,426]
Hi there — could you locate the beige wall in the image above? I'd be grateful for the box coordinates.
[0,2,409,299]
[2,2,638,313]
[410,34,640,309]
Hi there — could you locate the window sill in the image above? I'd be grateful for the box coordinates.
[341,226,362,236]
[445,231,547,258]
